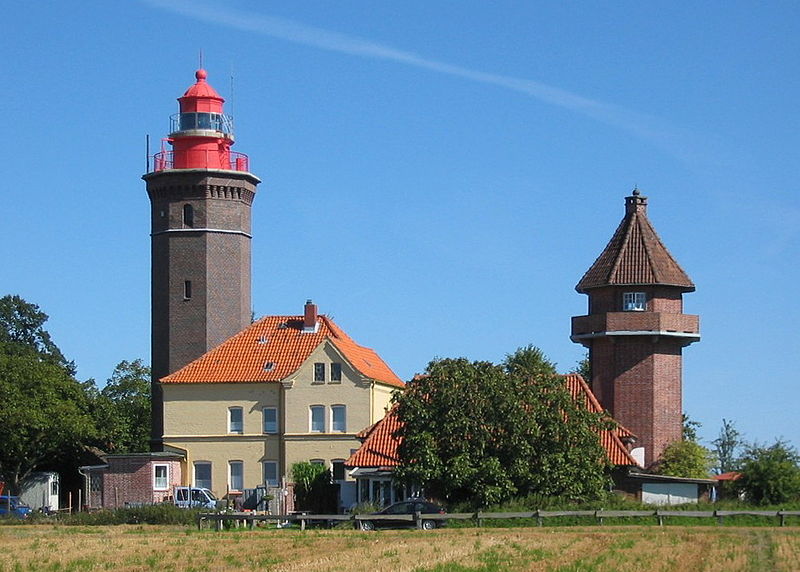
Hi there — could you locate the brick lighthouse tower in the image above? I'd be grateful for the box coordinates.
[570,190,699,466]
[143,69,260,446]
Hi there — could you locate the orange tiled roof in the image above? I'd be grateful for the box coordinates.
[346,404,404,469]
[562,374,639,466]
[345,374,640,469]
[576,191,694,293]
[161,314,404,388]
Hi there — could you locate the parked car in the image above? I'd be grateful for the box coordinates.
[0,496,32,519]
[357,499,446,531]
[173,487,218,509]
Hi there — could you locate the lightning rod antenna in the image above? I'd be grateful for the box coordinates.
[230,64,235,118]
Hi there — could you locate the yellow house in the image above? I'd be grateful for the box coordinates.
[160,300,404,506]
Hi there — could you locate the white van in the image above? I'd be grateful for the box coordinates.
[173,486,217,509]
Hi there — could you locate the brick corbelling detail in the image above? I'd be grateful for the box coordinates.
[148,184,255,206]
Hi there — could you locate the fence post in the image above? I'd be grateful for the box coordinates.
[300,517,306,531]
[536,509,542,527]
[715,511,723,526]
[477,511,483,528]
[780,512,786,527]
[415,511,423,529]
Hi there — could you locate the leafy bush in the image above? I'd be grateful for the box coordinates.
[57,504,203,525]
[739,440,800,505]
[654,441,714,479]
[291,462,337,513]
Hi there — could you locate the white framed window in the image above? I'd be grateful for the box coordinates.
[229,407,243,434]
[313,363,326,383]
[310,459,325,467]
[263,461,279,487]
[229,461,244,492]
[623,292,646,311]
[153,464,169,490]
[194,462,212,489]
[331,405,346,433]
[330,362,342,382]
[310,405,325,432]
[263,407,278,434]
[332,460,345,481]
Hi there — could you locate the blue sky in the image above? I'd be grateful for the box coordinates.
[3,1,798,451]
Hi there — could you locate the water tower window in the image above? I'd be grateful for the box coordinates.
[183,204,194,228]
[184,280,192,300]
[623,292,646,311]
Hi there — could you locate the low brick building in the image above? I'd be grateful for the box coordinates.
[80,452,183,509]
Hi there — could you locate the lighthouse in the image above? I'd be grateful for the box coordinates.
[143,69,261,447]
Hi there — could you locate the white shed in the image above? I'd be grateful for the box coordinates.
[20,472,59,512]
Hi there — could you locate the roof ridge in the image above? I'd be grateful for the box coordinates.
[607,212,634,284]
[161,312,404,388]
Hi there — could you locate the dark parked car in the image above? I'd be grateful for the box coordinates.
[357,499,446,531]
[0,496,32,519]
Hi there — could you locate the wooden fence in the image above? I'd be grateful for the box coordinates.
[198,509,800,531]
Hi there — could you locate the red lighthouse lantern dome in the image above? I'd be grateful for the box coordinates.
[153,69,250,172]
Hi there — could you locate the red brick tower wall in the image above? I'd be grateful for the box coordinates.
[590,334,683,465]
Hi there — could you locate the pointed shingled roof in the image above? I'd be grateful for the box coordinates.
[576,190,694,293]
[161,313,404,389]
[345,374,640,469]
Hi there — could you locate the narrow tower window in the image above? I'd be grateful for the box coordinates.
[184,280,192,300]
[183,204,194,228]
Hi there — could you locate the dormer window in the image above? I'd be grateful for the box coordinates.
[623,292,646,311]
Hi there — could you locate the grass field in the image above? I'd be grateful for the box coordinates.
[1,524,798,571]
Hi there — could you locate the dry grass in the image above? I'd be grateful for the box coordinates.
[0,524,798,571]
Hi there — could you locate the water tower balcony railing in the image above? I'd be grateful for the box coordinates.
[571,312,700,336]
[150,150,250,173]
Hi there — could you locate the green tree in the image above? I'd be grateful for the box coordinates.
[571,352,591,382]
[682,413,702,442]
[654,440,714,479]
[291,462,337,513]
[93,360,151,453]
[0,296,95,493]
[712,418,743,474]
[0,294,73,373]
[738,440,800,505]
[394,345,611,507]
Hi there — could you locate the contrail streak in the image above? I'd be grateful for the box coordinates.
[144,0,701,161]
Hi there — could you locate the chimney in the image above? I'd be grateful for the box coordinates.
[303,299,318,332]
